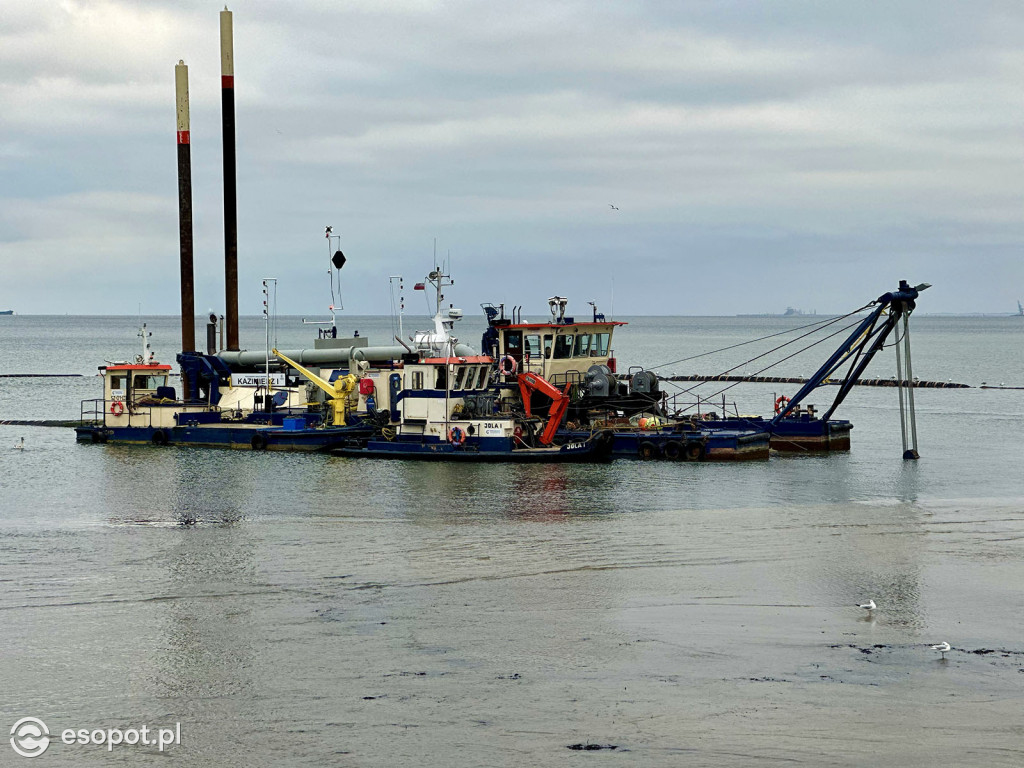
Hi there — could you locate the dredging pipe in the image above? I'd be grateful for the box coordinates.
[658,374,969,388]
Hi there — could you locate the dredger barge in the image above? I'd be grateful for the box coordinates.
[75,9,929,462]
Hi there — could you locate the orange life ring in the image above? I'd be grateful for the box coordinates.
[774,396,791,414]
[449,426,465,446]
[499,355,518,376]
[110,400,125,416]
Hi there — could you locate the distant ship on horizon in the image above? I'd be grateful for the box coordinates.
[737,307,817,318]
[0,309,13,316]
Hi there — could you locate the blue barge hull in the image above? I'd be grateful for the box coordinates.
[560,428,770,461]
[334,433,613,462]
[699,415,853,452]
[75,422,371,452]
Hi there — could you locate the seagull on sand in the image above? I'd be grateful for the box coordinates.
[858,599,876,612]
[931,641,951,659]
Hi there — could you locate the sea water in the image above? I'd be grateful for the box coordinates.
[1,314,1022,766]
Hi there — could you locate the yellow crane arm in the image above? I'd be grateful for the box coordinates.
[272,348,358,426]
[273,349,343,397]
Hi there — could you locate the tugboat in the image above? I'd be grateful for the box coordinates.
[309,271,615,462]
[329,353,614,462]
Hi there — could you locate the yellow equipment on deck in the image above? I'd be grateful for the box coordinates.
[272,348,358,427]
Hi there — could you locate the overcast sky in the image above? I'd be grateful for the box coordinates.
[1,0,1021,317]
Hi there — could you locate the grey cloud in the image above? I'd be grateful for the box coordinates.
[0,0,1020,316]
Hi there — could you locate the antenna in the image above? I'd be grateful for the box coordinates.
[389,275,405,341]
[137,321,154,364]
[262,278,277,404]
[304,227,345,334]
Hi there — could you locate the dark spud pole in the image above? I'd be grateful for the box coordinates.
[221,7,240,350]
[175,60,196,358]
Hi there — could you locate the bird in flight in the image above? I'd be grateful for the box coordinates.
[608,204,619,210]
[858,599,876,612]
[931,641,951,659]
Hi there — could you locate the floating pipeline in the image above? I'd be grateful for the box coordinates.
[657,375,970,388]
[0,419,82,428]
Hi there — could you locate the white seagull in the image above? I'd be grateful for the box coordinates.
[14,437,24,451]
[931,641,951,659]
[858,599,876,612]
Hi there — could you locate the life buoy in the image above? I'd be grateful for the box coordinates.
[774,396,791,414]
[449,426,465,446]
[499,355,518,376]
[110,400,125,416]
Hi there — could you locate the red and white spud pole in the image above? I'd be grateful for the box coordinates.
[221,7,240,351]
[175,59,196,359]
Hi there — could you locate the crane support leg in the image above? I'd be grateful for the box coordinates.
[897,312,920,460]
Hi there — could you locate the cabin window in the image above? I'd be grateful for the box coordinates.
[476,366,488,389]
[525,334,541,359]
[454,366,468,390]
[133,374,164,390]
[594,333,610,356]
[574,334,591,357]
[505,331,523,356]
[543,335,553,358]
[109,375,125,389]
[435,367,448,389]
[553,335,574,359]
[410,371,424,390]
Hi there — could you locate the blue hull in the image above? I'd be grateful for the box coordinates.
[75,423,371,452]
[560,428,770,461]
[699,415,853,452]
[335,434,613,463]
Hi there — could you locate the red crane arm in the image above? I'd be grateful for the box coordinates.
[517,372,571,446]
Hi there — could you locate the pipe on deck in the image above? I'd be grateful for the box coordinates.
[216,343,476,370]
